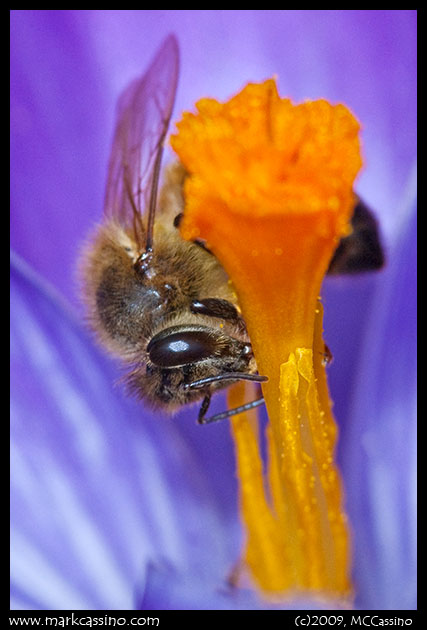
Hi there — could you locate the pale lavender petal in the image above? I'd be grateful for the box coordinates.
[139,562,341,610]
[10,10,417,609]
[11,253,235,609]
[340,168,417,610]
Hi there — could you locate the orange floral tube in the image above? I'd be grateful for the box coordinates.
[171,79,361,602]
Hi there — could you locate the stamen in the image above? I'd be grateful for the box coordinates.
[171,78,361,602]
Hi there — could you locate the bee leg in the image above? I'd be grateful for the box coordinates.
[190,298,244,325]
[226,559,244,589]
[174,216,214,255]
[320,342,333,366]
[200,396,265,425]
[197,392,212,424]
[173,212,183,227]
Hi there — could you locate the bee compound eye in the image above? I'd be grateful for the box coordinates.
[147,328,221,368]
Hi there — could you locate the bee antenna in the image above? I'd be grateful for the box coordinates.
[145,142,164,252]
[143,34,180,253]
[184,372,268,390]
[200,396,265,424]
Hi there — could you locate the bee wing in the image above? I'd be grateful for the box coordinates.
[104,35,179,250]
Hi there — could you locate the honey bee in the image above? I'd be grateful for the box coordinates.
[80,35,384,424]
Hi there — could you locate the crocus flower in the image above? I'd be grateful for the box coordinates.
[10,10,416,610]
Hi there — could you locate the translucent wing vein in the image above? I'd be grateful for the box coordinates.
[104,35,179,251]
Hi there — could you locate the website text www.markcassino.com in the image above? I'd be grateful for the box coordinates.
[9,615,159,627]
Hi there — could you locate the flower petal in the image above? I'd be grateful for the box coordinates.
[340,166,417,610]
[11,10,417,609]
[10,252,234,609]
[139,561,343,610]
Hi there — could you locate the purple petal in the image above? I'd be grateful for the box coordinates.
[11,253,237,609]
[11,10,417,609]
[139,562,344,610]
[339,170,417,610]
[11,11,416,304]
